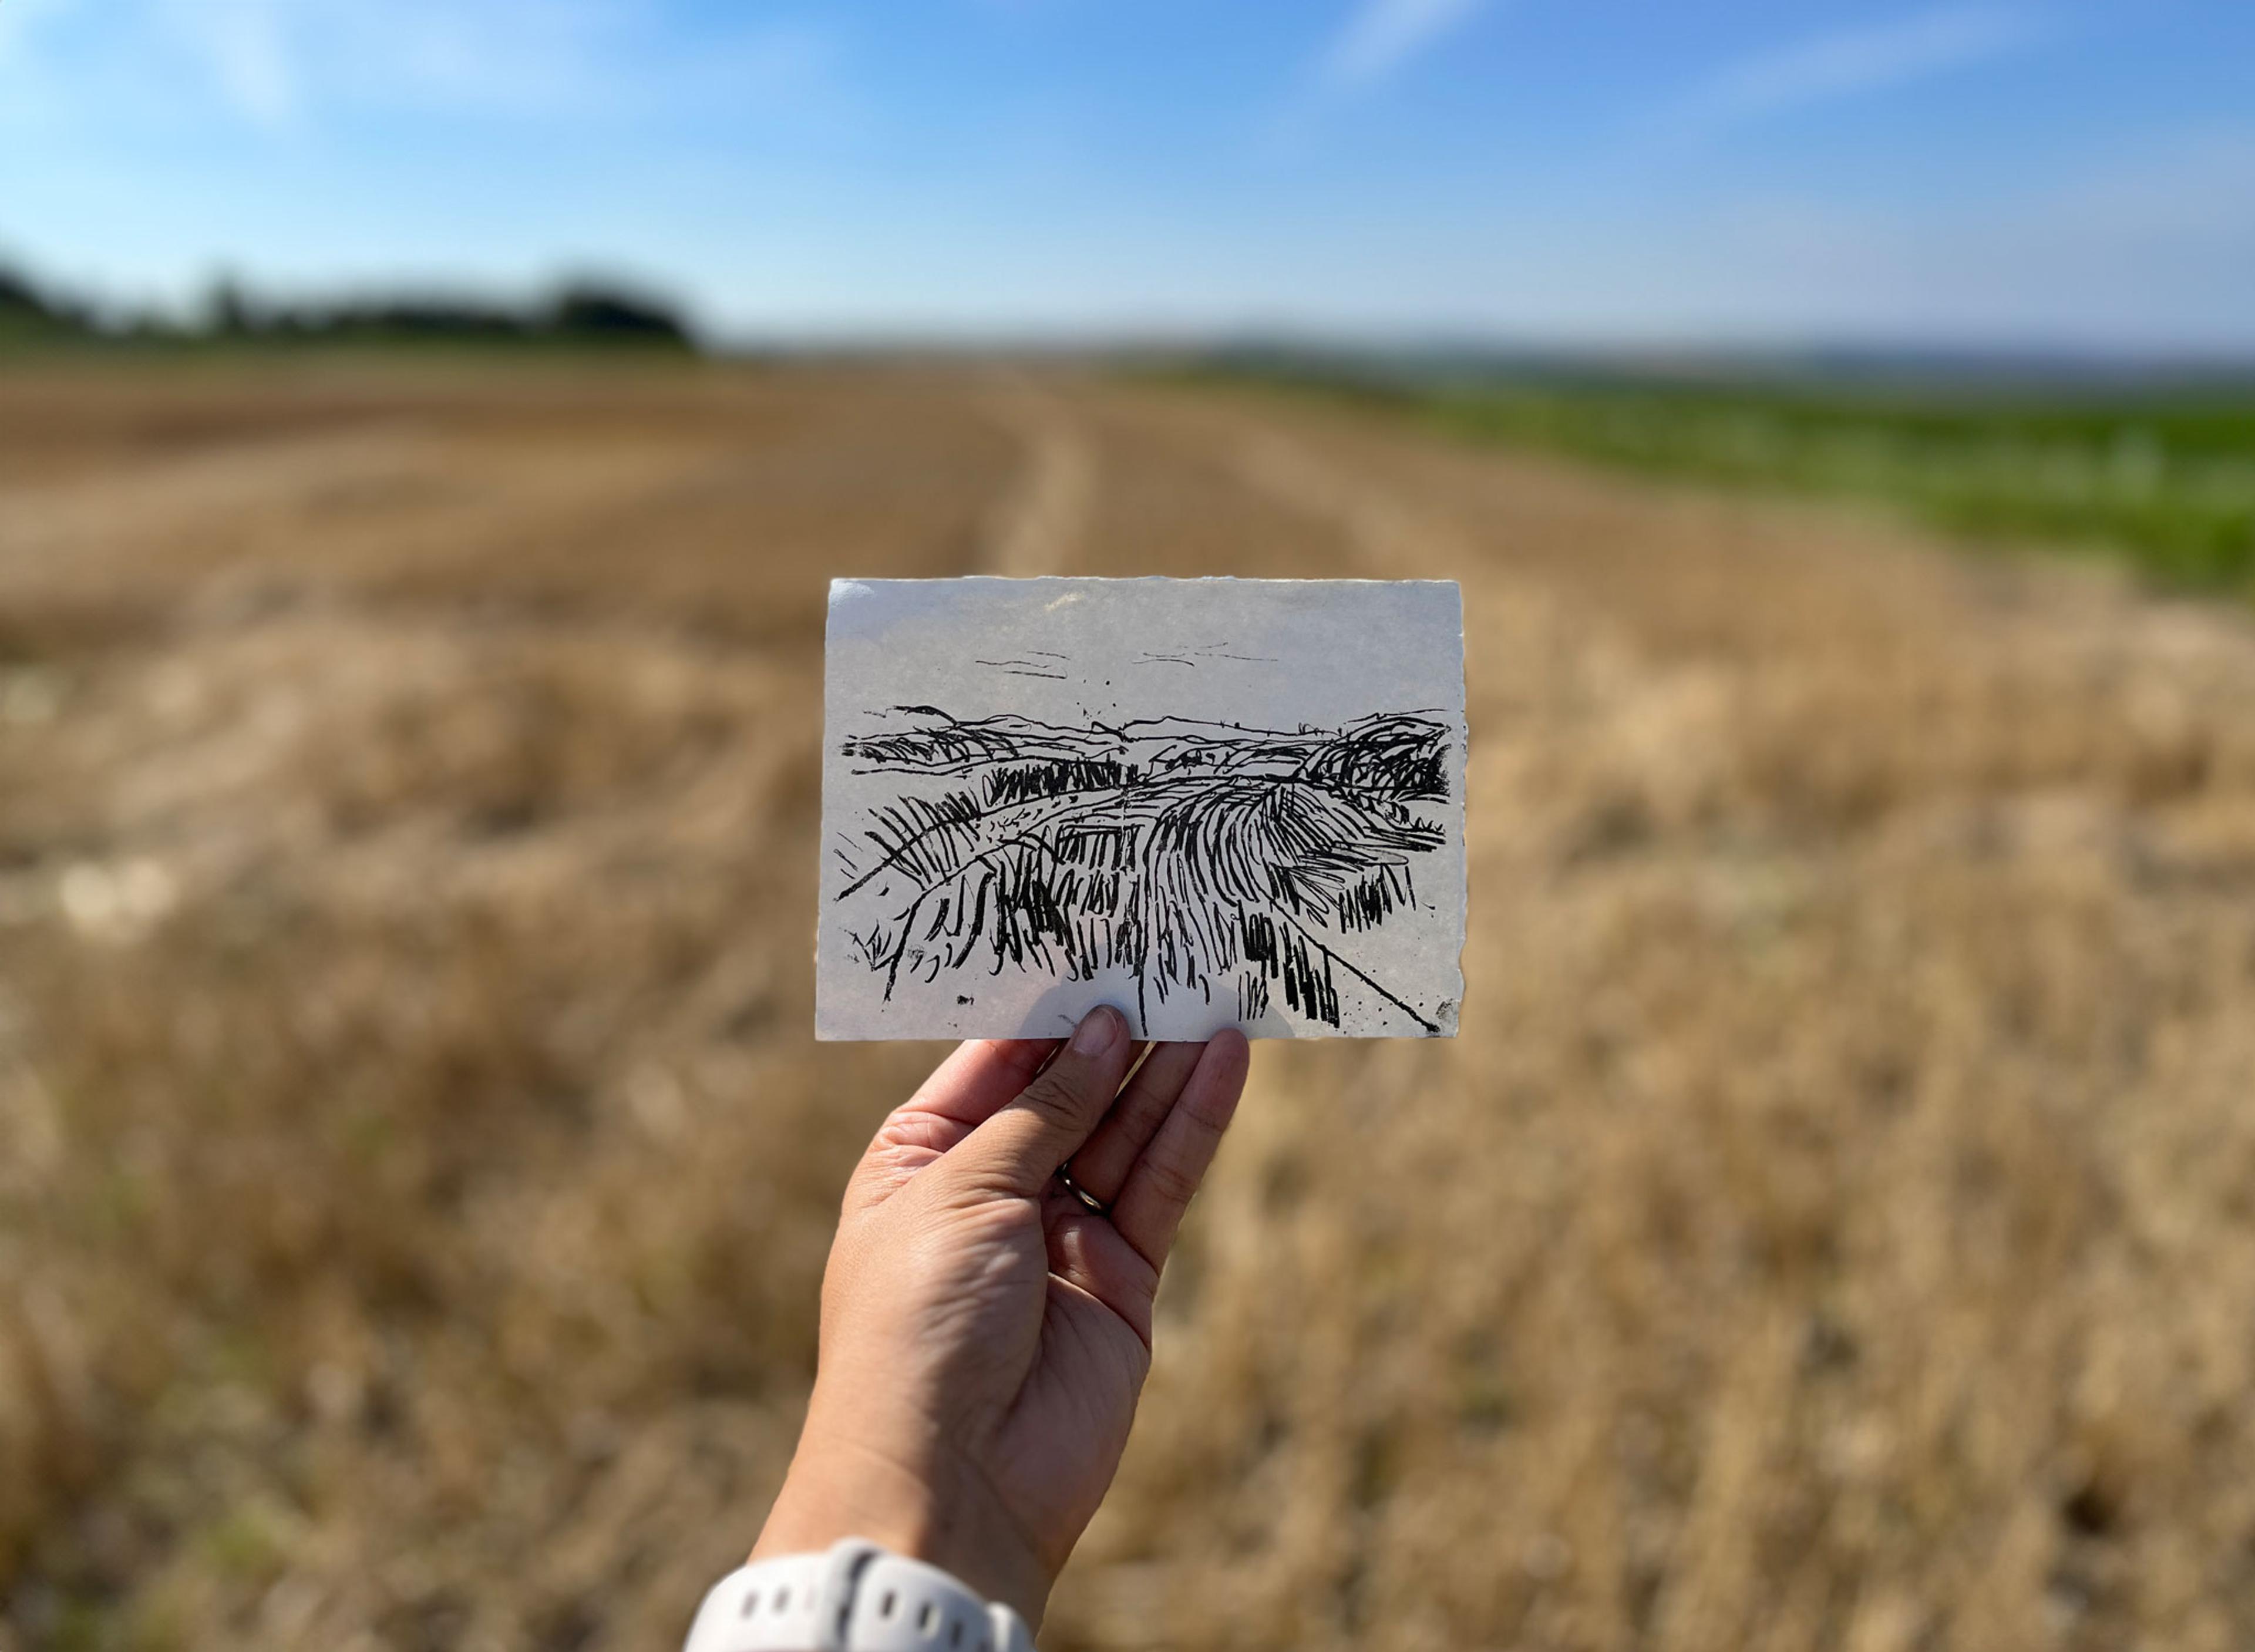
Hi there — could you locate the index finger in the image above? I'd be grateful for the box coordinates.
[901,1037,1063,1126]
[844,1038,1062,1213]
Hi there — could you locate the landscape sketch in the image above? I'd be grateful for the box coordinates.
[817,577,1467,1040]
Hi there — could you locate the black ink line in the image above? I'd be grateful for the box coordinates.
[1187,641,1280,664]
[1273,910,1440,1035]
[1115,714,1301,737]
[833,765,1440,899]
[835,706,1452,1031]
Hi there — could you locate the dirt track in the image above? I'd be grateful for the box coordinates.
[5,361,2255,1651]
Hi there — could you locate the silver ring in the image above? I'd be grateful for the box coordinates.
[1055,1163,1109,1218]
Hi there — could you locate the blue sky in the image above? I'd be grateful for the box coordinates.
[2,0,2251,349]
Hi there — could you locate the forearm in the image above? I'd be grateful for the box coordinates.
[752,1411,1052,1629]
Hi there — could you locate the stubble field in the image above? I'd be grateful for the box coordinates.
[4,358,2255,1651]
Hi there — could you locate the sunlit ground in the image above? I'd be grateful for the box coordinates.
[5,358,2255,1651]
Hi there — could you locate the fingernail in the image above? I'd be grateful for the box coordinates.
[1071,1006,1121,1055]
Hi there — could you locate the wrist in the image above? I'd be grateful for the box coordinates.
[752,1421,1051,1630]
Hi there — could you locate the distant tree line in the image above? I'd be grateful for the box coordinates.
[0,258,697,351]
[0,265,97,341]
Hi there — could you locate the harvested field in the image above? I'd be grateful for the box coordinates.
[4,358,2255,1652]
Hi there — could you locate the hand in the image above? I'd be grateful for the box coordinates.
[751,1006,1250,1629]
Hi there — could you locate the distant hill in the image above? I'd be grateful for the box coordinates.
[1179,338,2255,402]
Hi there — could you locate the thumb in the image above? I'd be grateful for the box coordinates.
[943,1005,1135,1197]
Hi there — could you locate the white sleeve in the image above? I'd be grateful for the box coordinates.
[683,1538,1034,1652]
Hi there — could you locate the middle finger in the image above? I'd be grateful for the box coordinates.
[1066,1041,1206,1203]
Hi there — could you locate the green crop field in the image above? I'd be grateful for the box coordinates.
[1201,361,2255,598]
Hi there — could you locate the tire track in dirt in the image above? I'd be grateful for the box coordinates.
[977,375,1096,576]
[1227,423,1477,579]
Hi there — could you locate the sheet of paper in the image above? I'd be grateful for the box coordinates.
[817,577,1466,1041]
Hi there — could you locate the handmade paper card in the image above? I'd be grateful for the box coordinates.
[817,577,1466,1041]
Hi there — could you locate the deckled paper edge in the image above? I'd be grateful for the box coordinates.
[813,576,1469,1041]
[1437,577,1466,1038]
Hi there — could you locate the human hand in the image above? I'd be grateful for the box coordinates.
[750,1007,1250,1629]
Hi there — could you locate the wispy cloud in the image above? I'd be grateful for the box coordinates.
[0,0,75,65]
[2,0,851,135]
[169,0,299,127]
[1691,6,2038,126]
[1317,0,1487,93]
